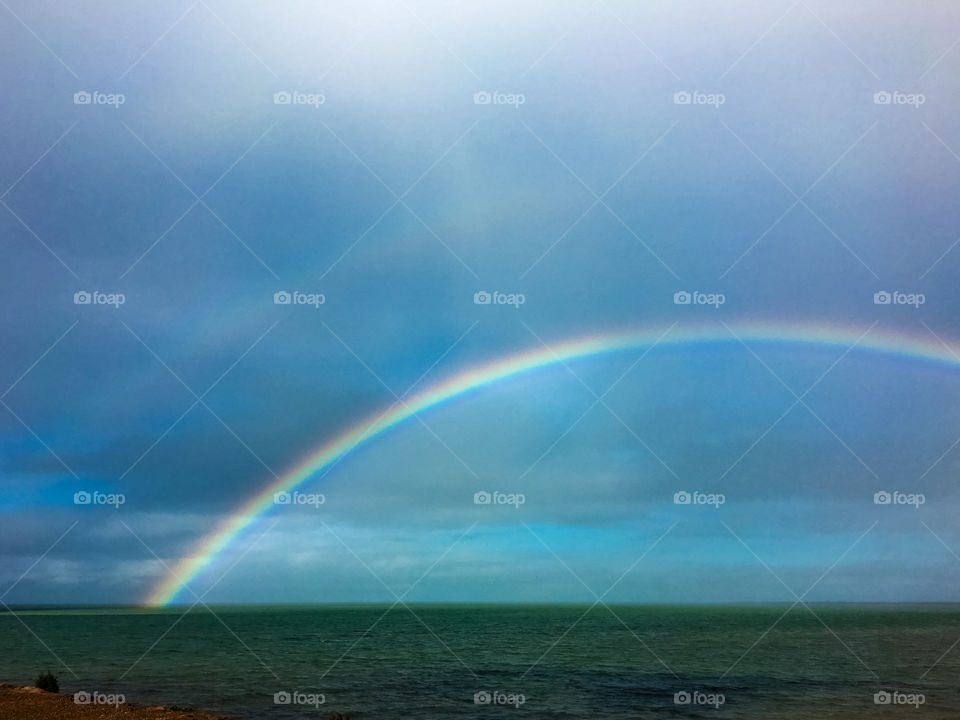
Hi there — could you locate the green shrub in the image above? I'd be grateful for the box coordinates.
[35,671,59,693]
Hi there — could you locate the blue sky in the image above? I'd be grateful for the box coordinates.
[1,0,960,604]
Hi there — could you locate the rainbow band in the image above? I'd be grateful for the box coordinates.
[147,322,960,605]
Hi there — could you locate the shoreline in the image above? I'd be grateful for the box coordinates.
[0,685,232,720]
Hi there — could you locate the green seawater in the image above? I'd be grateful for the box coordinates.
[2,604,959,718]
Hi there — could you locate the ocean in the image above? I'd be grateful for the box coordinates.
[2,604,959,718]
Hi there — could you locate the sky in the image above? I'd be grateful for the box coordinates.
[1,0,960,605]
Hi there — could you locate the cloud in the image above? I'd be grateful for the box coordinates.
[3,0,960,604]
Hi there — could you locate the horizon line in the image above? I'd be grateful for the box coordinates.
[8,600,960,609]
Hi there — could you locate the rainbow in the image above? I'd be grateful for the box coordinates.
[147,321,960,605]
